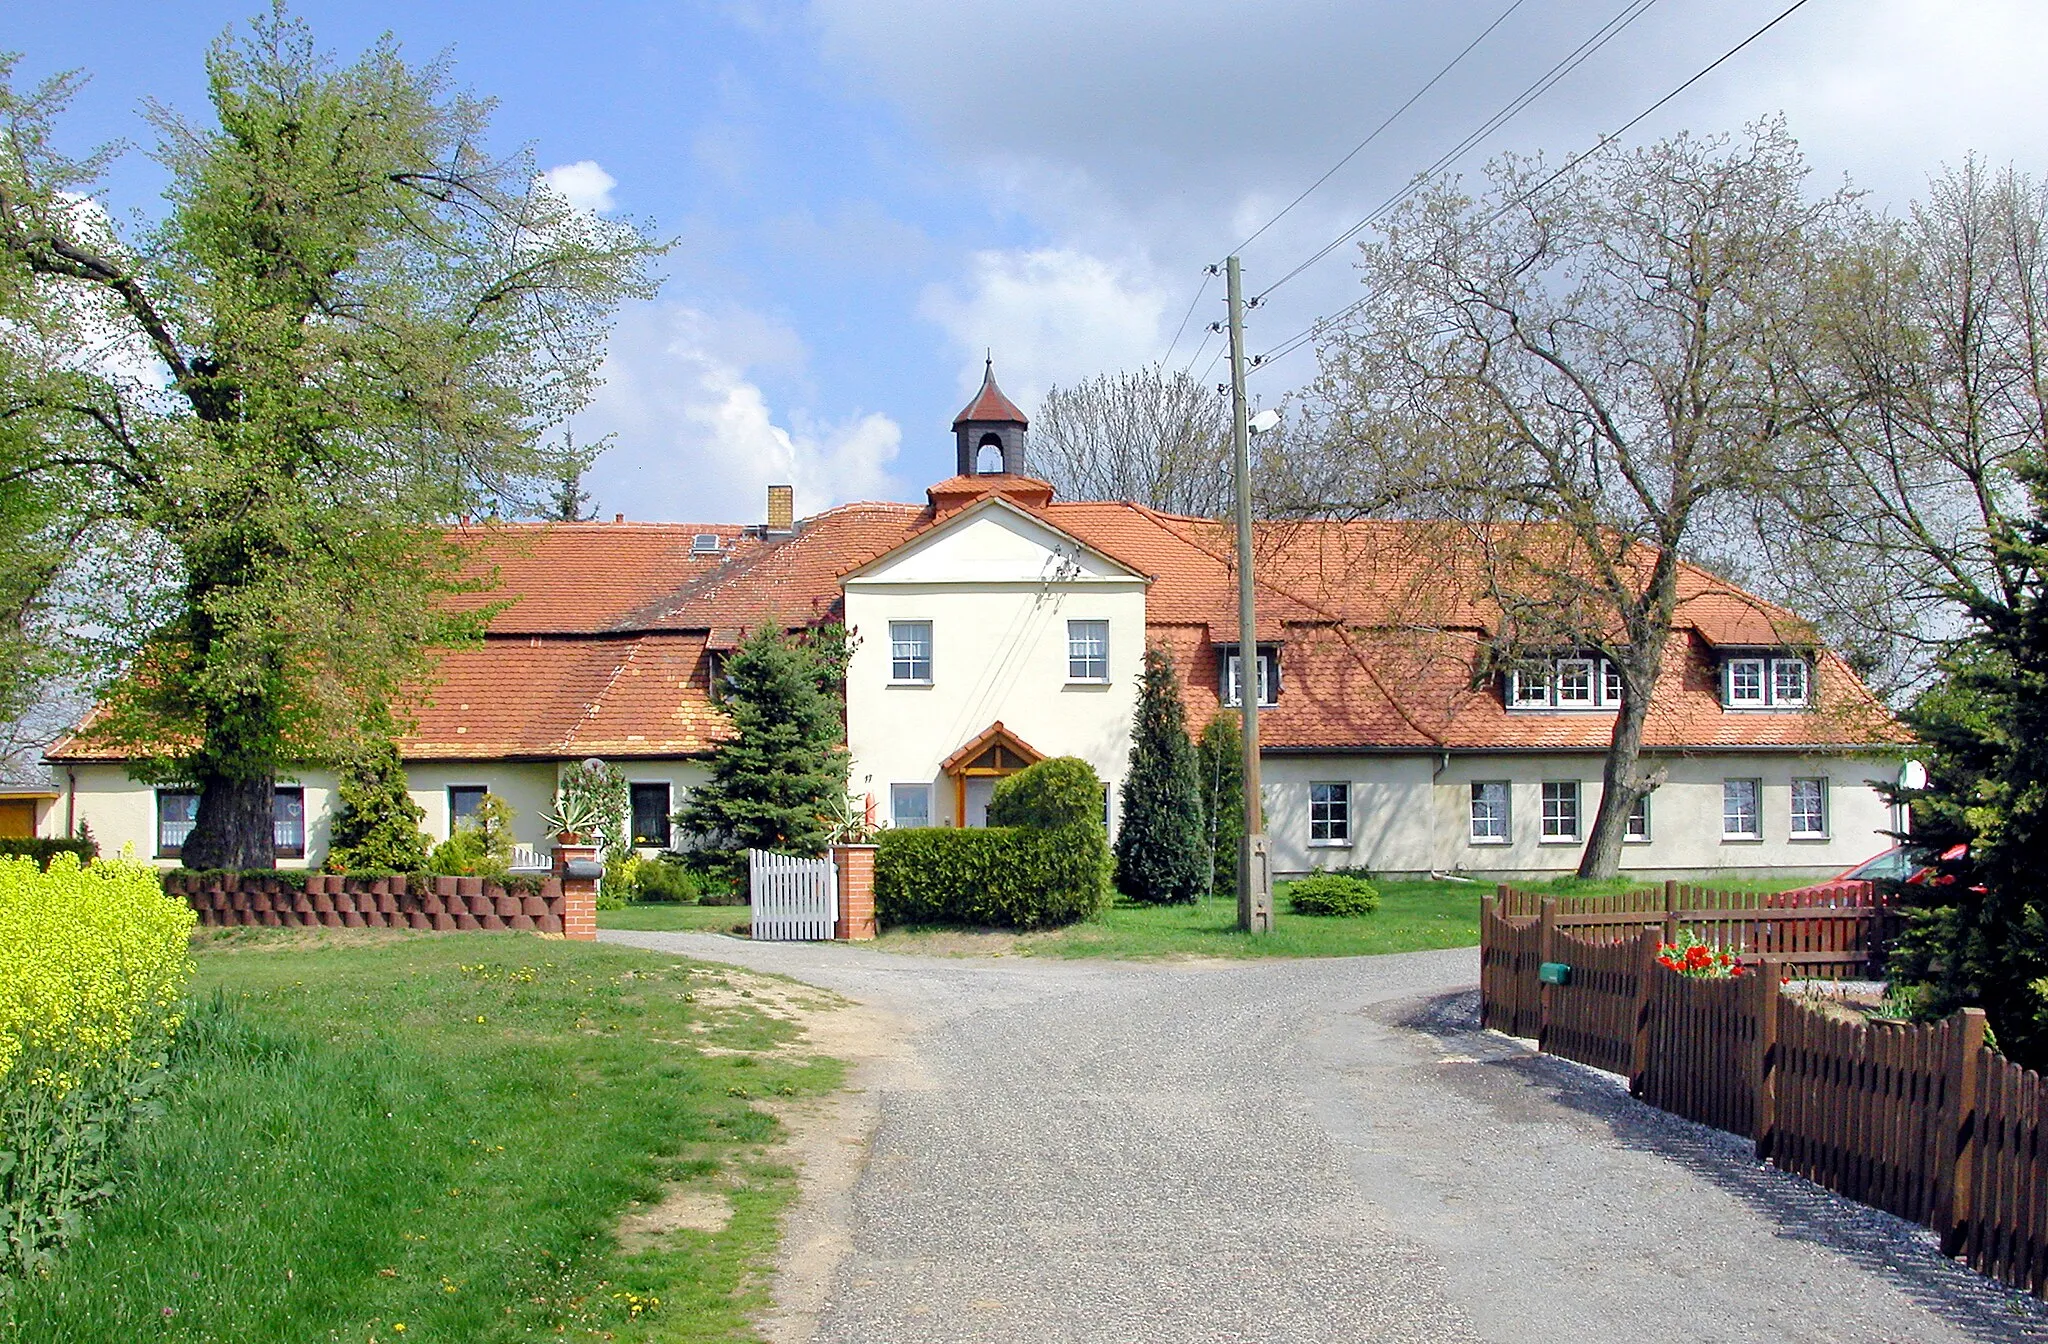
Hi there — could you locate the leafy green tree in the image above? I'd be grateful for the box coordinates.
[1196,713,1244,901]
[322,741,429,873]
[1115,645,1204,904]
[1889,480,2048,1068]
[0,11,658,868]
[675,624,851,886]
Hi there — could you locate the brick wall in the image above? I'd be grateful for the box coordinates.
[169,872,591,937]
[832,844,878,941]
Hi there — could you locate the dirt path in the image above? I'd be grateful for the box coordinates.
[605,931,2048,1344]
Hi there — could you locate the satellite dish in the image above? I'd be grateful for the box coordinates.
[1900,760,1928,791]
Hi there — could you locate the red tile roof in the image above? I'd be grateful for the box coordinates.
[951,362,1029,427]
[49,477,1904,763]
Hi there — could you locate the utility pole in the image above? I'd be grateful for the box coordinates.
[1226,255,1273,934]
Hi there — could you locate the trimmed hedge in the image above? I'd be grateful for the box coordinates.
[1285,873,1380,917]
[876,822,1111,930]
[986,757,1104,830]
[0,838,97,870]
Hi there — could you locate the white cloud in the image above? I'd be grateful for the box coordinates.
[917,248,1170,409]
[573,302,903,523]
[539,160,618,214]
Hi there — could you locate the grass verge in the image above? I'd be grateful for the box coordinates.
[602,903,751,934]
[869,874,1810,960]
[1,928,841,1343]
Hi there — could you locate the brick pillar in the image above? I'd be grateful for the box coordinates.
[832,844,878,941]
[554,841,599,941]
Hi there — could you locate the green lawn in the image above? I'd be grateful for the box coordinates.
[600,875,1814,960]
[2,929,842,1344]
[602,902,752,934]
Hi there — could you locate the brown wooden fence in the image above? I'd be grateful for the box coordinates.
[1482,891,2047,1300]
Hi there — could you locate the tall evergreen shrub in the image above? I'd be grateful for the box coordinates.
[1889,490,2048,1067]
[676,624,851,885]
[1115,645,1205,904]
[1196,713,1244,900]
[323,743,430,874]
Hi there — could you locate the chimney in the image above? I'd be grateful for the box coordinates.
[614,513,625,523]
[766,484,794,533]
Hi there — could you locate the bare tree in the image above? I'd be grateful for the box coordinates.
[1306,119,1855,878]
[1033,365,1231,515]
[1751,159,2048,697]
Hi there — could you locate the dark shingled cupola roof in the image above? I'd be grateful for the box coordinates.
[952,358,1028,428]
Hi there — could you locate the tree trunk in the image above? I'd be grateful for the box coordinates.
[180,771,276,870]
[1577,659,1658,880]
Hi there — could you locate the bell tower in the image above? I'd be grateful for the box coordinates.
[952,357,1029,477]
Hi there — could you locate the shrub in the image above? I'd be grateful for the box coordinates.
[1284,873,1380,917]
[632,858,700,904]
[0,838,97,869]
[1116,645,1205,904]
[323,742,430,874]
[0,856,195,1274]
[876,823,1111,929]
[987,756,1105,829]
[426,827,506,879]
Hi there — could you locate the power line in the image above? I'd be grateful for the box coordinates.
[1159,267,1215,367]
[1230,0,1529,256]
[1248,0,1821,374]
[1253,0,1668,304]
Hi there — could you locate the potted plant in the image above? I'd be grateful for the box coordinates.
[540,794,607,846]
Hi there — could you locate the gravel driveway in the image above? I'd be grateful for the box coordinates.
[605,930,2048,1344]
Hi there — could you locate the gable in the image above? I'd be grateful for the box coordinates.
[844,500,1146,587]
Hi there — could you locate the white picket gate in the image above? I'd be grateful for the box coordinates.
[747,849,838,941]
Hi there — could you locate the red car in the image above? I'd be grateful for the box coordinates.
[1771,842,1965,907]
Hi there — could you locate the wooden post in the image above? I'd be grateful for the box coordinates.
[1750,954,1784,1157]
[1630,927,1659,1097]
[1538,897,1557,1055]
[1937,1007,1988,1256]
[1662,878,1680,947]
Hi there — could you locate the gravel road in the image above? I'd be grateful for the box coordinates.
[605,930,2048,1344]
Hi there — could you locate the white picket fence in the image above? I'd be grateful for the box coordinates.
[747,849,838,941]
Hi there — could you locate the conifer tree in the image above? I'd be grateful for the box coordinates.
[1889,478,2048,1069]
[676,624,850,887]
[1115,645,1204,904]
[322,741,429,873]
[1196,713,1244,901]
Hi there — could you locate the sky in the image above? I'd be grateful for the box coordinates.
[10,0,2048,523]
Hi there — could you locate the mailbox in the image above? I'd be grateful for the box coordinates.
[1537,961,1573,986]
[562,858,604,880]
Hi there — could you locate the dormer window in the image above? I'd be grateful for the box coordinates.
[1723,654,1809,709]
[1222,645,1279,708]
[1506,654,1620,711]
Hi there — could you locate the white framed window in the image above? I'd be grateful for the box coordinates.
[273,787,306,860]
[1790,777,1828,837]
[1555,659,1596,706]
[1603,663,1625,705]
[157,789,199,859]
[1509,668,1552,707]
[630,782,673,847]
[1540,781,1580,841]
[890,783,933,829]
[1723,778,1762,839]
[1726,658,1767,706]
[1222,646,1279,708]
[1470,781,1510,843]
[448,785,488,836]
[1067,619,1109,682]
[889,621,933,683]
[1624,792,1651,842]
[1773,658,1810,707]
[1308,782,1351,845]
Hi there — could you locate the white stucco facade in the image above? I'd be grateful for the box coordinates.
[1259,749,1902,879]
[842,499,1147,831]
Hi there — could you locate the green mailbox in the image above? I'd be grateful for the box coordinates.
[1537,961,1573,986]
